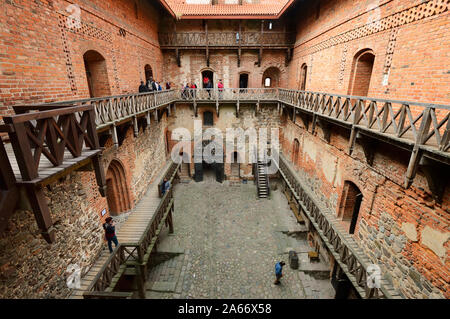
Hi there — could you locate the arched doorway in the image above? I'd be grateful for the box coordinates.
[179,152,191,180]
[106,160,131,215]
[83,50,111,98]
[239,73,249,89]
[300,63,307,90]
[292,138,300,165]
[348,49,375,97]
[144,64,153,82]
[231,151,240,178]
[202,70,214,88]
[262,67,280,88]
[338,181,363,234]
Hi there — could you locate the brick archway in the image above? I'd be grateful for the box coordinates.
[106,159,132,215]
[348,49,375,97]
[83,50,111,98]
[262,66,281,88]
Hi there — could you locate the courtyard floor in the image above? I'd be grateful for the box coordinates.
[145,171,335,299]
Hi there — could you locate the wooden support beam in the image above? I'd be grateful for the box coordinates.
[419,157,449,203]
[25,184,55,243]
[175,48,180,67]
[133,116,138,137]
[92,154,107,197]
[205,20,210,67]
[318,119,331,143]
[311,113,318,135]
[358,134,376,166]
[348,126,357,155]
[110,125,119,148]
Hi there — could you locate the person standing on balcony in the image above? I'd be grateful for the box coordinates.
[206,78,213,99]
[166,82,171,90]
[218,79,224,99]
[139,81,148,93]
[103,217,119,253]
[190,82,197,99]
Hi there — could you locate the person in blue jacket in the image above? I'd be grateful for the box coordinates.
[274,261,286,285]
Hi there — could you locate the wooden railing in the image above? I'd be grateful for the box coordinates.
[83,162,179,299]
[275,150,401,299]
[3,105,101,182]
[278,89,450,154]
[12,90,178,130]
[179,88,279,101]
[1,105,106,242]
[159,31,295,48]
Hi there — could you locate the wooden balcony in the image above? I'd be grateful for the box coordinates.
[159,31,296,49]
[0,105,106,242]
[158,31,295,67]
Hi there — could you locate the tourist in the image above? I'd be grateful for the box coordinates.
[218,79,224,99]
[190,82,197,98]
[161,178,171,195]
[206,78,213,99]
[147,78,153,92]
[166,82,171,90]
[139,81,148,93]
[274,261,286,285]
[103,217,119,253]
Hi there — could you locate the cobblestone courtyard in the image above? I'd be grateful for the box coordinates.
[146,174,335,299]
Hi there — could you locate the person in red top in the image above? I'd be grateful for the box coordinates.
[217,79,224,99]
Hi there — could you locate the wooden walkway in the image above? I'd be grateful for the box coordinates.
[69,160,172,299]
[4,142,99,184]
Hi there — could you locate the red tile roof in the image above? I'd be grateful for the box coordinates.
[158,0,295,19]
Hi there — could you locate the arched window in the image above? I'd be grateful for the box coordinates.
[203,111,213,126]
[144,64,153,83]
[83,50,111,98]
[300,63,307,90]
[338,181,363,234]
[262,66,281,88]
[292,138,300,165]
[106,160,131,215]
[348,49,375,97]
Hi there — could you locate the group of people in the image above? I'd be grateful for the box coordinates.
[139,77,171,93]
[181,77,224,99]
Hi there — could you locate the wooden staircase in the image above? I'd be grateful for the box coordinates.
[255,154,270,199]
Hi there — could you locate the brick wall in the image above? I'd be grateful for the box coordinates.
[0,0,164,120]
[281,116,449,298]
[287,0,450,104]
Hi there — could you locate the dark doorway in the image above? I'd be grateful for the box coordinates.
[202,70,214,88]
[239,73,248,89]
[194,140,224,183]
[300,63,307,90]
[145,64,153,82]
[338,181,363,234]
[203,111,214,126]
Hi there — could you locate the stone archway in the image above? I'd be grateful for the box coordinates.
[83,50,111,98]
[106,159,131,215]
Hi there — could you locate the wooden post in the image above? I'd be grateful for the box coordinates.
[25,184,56,243]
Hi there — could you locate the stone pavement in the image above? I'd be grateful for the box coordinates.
[145,177,335,299]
